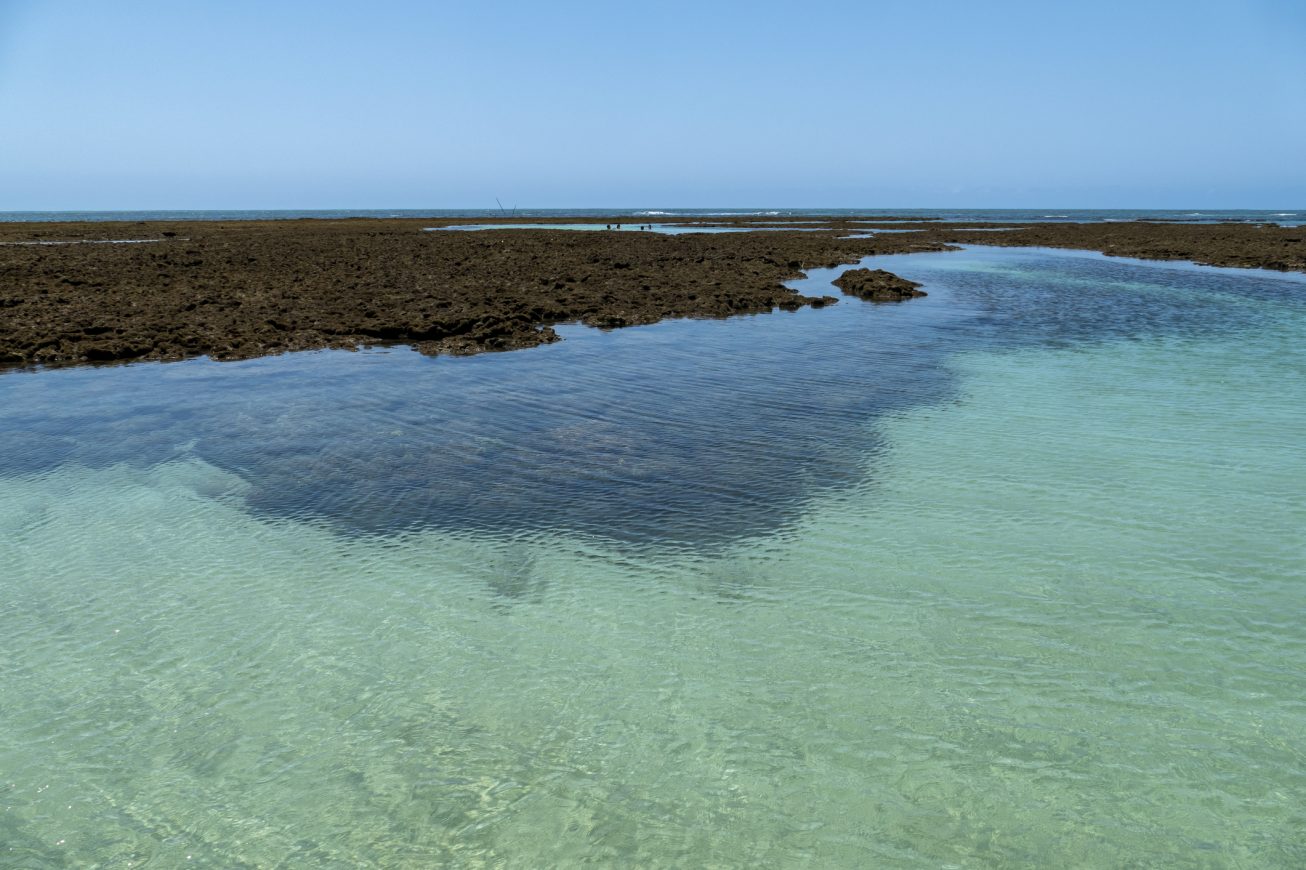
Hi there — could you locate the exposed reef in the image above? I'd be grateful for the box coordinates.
[833,268,927,301]
[922,221,1306,273]
[1,215,1301,369]
[0,220,947,367]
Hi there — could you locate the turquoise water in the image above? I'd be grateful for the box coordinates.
[2,248,1304,867]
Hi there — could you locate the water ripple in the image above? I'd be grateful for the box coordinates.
[1,248,1304,865]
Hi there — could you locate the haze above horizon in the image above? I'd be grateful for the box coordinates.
[1,0,1303,210]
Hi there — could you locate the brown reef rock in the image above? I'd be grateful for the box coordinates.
[0,220,949,368]
[2,215,1301,371]
[833,268,927,301]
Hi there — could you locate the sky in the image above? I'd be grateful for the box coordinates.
[1,0,1303,210]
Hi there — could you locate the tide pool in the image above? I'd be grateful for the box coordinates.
[1,248,1303,867]
[424,223,821,235]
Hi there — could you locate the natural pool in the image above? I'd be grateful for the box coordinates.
[2,248,1303,867]
[425,223,821,235]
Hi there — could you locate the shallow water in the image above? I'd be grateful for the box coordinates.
[425,223,818,235]
[2,248,1304,867]
[0,238,185,246]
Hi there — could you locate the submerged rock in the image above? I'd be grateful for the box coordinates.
[833,268,927,301]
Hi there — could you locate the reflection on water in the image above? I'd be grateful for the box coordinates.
[2,248,1304,866]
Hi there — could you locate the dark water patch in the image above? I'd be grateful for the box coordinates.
[1,249,1301,547]
[871,246,1306,352]
[246,319,940,544]
[0,265,955,547]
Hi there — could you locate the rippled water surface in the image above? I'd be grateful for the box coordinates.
[2,248,1304,867]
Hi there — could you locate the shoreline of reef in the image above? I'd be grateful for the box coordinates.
[1,217,1301,369]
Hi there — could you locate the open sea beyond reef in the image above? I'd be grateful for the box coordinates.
[2,245,1304,866]
[2,207,1304,226]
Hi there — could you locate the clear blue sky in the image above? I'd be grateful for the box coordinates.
[2,0,1303,209]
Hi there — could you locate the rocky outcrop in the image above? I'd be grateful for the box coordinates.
[0,220,923,368]
[833,268,927,301]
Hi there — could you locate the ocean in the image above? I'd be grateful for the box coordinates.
[1,207,1304,226]
[1,245,1304,866]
